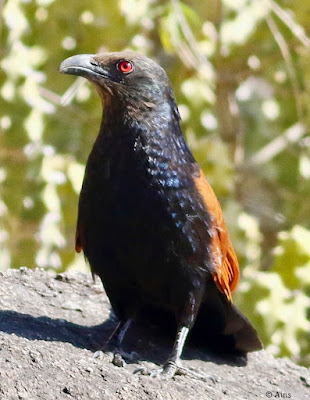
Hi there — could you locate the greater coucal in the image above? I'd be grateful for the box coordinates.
[59,51,262,378]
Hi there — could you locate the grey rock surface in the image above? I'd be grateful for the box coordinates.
[0,268,309,400]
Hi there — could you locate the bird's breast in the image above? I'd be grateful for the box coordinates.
[78,131,214,296]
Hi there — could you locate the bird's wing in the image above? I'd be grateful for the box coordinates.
[193,168,240,302]
[75,227,83,253]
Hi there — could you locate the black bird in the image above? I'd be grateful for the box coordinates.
[59,51,262,378]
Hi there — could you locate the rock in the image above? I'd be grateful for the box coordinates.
[0,268,309,400]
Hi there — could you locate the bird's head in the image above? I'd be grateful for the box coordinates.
[59,51,178,118]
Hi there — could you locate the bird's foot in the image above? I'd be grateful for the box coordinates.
[112,352,127,367]
[93,349,139,367]
[134,361,216,382]
[112,349,139,367]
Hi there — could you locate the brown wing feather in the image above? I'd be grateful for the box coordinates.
[75,227,83,253]
[193,169,240,302]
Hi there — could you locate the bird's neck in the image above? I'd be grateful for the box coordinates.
[100,94,179,133]
[98,97,184,149]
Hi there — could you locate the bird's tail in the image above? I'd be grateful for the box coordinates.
[190,284,263,354]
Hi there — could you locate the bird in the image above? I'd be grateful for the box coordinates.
[59,50,262,379]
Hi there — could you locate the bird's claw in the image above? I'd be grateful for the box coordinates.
[134,366,164,378]
[93,351,128,368]
[133,360,178,379]
[112,352,126,367]
[116,349,139,362]
[124,350,140,361]
[181,366,217,383]
[134,362,217,382]
[93,350,104,359]
[93,348,139,367]
[111,349,140,367]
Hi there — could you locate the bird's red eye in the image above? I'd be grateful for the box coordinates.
[117,60,134,74]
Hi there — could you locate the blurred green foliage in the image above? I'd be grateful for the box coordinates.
[1,0,309,366]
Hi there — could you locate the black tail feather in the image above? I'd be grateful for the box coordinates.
[190,284,263,354]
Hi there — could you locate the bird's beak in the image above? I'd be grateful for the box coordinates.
[59,54,111,80]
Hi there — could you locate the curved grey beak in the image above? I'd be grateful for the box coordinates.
[59,54,96,78]
[59,53,113,82]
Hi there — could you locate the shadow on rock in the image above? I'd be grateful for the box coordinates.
[0,309,247,368]
[0,310,114,350]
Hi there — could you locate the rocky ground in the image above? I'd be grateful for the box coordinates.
[0,268,309,400]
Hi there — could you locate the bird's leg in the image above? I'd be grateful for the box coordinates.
[134,324,216,382]
[110,319,136,366]
[134,289,216,381]
[163,324,216,382]
[160,325,189,377]
[134,325,189,378]
[107,319,132,350]
[96,319,137,367]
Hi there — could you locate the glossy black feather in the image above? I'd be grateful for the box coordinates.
[78,99,213,327]
[60,51,262,355]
